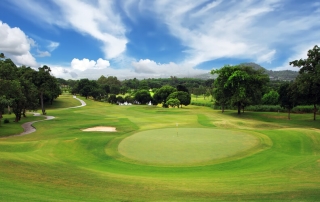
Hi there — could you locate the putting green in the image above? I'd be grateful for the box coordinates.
[118,128,260,166]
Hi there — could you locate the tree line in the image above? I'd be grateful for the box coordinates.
[212,45,320,120]
[0,54,61,123]
[68,75,192,108]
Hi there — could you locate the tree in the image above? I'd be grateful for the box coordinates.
[105,76,121,87]
[0,80,26,122]
[30,65,59,115]
[138,80,149,90]
[212,65,234,112]
[0,58,18,80]
[76,79,98,99]
[97,75,108,85]
[124,95,134,103]
[0,95,12,125]
[166,98,180,108]
[117,96,124,104]
[90,88,104,100]
[110,85,120,95]
[278,82,298,120]
[134,90,152,104]
[262,90,279,105]
[289,45,320,121]
[108,94,117,104]
[212,65,269,114]
[176,84,189,93]
[100,84,110,96]
[153,85,176,106]
[167,91,191,108]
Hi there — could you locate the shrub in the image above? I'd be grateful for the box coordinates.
[4,118,9,124]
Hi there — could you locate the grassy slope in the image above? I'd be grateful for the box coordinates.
[0,94,320,201]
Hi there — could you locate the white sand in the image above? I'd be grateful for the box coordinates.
[82,126,117,132]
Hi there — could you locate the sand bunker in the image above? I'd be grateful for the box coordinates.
[82,126,117,132]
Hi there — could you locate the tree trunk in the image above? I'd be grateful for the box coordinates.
[22,108,26,117]
[222,105,225,113]
[242,106,244,113]
[313,104,317,121]
[7,105,10,114]
[40,92,46,115]
[237,102,241,114]
[14,111,21,122]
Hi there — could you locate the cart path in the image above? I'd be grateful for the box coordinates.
[2,96,86,138]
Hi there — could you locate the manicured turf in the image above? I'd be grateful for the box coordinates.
[0,94,320,201]
[119,128,260,165]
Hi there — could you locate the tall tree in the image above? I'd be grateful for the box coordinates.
[212,65,269,114]
[289,45,320,121]
[0,95,12,125]
[134,89,152,104]
[278,82,298,120]
[167,91,191,108]
[211,65,234,112]
[153,85,176,106]
[32,66,56,115]
[0,80,26,122]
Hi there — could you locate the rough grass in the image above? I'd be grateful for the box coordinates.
[0,94,320,201]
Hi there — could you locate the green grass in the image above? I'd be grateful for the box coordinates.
[0,95,320,201]
[118,128,262,166]
[44,93,83,109]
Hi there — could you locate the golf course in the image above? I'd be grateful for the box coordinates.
[1,94,320,201]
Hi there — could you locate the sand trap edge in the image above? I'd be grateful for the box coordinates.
[82,126,117,132]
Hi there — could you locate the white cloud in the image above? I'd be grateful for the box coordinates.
[256,50,276,64]
[143,0,283,65]
[71,58,110,71]
[133,0,319,68]
[8,0,128,59]
[37,49,51,57]
[0,21,37,66]
[132,59,208,77]
[47,42,59,52]
[48,57,208,80]
[96,58,111,69]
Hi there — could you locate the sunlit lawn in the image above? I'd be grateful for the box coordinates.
[0,94,320,201]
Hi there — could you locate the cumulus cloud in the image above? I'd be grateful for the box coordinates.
[7,0,128,59]
[71,58,110,71]
[0,21,37,66]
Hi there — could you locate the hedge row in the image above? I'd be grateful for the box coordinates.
[191,102,319,114]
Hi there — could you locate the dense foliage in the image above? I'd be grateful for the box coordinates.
[212,65,269,114]
[0,54,61,122]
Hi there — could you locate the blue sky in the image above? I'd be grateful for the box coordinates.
[0,0,319,79]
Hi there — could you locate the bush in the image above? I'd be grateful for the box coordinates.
[3,118,9,124]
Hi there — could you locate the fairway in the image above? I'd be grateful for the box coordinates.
[119,128,260,165]
[1,95,320,201]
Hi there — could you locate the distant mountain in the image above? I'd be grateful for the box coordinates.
[193,63,298,81]
[240,62,298,81]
